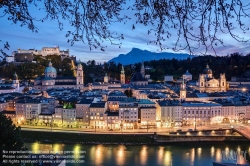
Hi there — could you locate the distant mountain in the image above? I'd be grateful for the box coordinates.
[109,48,192,65]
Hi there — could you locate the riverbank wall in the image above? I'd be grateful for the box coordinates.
[20,129,250,145]
[20,131,155,145]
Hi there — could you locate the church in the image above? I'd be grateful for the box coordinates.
[130,61,148,86]
[34,61,84,91]
[196,64,226,93]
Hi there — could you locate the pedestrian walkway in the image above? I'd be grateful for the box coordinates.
[233,125,250,139]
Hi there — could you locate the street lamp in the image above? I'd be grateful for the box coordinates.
[95,121,96,133]
[51,115,54,131]
[147,120,149,133]
[120,120,123,134]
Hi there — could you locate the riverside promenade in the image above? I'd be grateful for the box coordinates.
[19,123,250,144]
[19,123,233,134]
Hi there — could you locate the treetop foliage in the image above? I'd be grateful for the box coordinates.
[1,0,250,57]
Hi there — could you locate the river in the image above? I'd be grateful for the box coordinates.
[25,142,250,166]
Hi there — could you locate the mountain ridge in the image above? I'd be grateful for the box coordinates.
[109,48,192,65]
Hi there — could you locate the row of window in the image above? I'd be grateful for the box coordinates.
[120,116,137,119]
[184,110,220,114]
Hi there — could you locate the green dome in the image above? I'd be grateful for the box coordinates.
[44,61,57,73]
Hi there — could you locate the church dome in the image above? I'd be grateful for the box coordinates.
[184,70,192,75]
[203,64,212,74]
[44,61,57,73]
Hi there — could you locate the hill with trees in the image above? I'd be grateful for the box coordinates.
[1,52,250,83]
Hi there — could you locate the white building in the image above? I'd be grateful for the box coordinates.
[62,108,76,128]
[15,46,69,57]
[89,102,107,129]
[6,55,14,63]
[16,99,41,124]
[156,100,182,127]
[164,75,173,82]
[182,102,222,126]
[196,64,227,93]
[183,70,192,81]
[75,98,93,128]
[119,102,138,129]
[139,106,157,129]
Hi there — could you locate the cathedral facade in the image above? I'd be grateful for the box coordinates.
[196,65,226,93]
[34,61,84,91]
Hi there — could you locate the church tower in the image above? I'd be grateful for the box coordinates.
[220,73,226,92]
[120,66,125,84]
[180,76,186,100]
[197,74,205,92]
[141,61,145,78]
[104,73,109,83]
[76,62,84,90]
[12,72,19,92]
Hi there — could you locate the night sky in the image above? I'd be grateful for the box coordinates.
[1,2,250,63]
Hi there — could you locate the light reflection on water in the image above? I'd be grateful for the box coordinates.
[26,142,250,166]
[140,145,148,165]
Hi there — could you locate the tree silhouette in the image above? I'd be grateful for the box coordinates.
[0,114,25,163]
[1,0,250,57]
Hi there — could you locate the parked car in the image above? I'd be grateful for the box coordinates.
[176,129,182,132]
[188,129,193,131]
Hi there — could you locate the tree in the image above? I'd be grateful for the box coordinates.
[1,0,250,57]
[0,114,25,163]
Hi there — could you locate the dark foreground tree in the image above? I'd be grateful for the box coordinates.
[0,0,250,57]
[0,114,24,163]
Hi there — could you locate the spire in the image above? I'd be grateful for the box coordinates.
[121,66,125,74]
[206,64,209,68]
[48,60,52,67]
[105,73,108,77]
[77,59,82,69]
[182,75,185,90]
[141,60,145,78]
[13,72,18,80]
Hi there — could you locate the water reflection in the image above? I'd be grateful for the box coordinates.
[190,148,195,166]
[90,144,104,165]
[197,147,202,158]
[31,142,51,153]
[25,142,250,166]
[116,145,126,165]
[73,145,80,159]
[164,150,172,166]
[215,148,222,162]
[157,146,164,164]
[211,146,215,158]
[140,145,148,165]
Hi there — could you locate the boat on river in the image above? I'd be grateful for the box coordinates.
[213,162,250,166]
